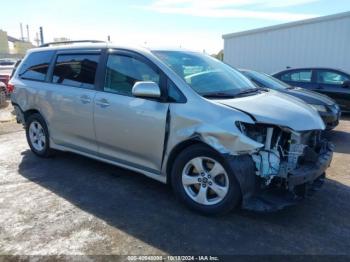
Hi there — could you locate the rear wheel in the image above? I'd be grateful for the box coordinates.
[25,113,53,157]
[171,144,241,215]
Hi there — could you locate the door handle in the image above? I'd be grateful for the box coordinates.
[80,95,91,104]
[96,98,110,108]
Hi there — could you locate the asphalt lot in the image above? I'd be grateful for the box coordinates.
[0,116,350,255]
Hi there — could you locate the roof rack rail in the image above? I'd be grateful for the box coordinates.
[39,40,106,47]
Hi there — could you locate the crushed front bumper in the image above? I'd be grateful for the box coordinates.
[227,142,334,212]
[287,142,333,189]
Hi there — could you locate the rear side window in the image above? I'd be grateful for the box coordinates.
[104,54,160,96]
[281,70,312,83]
[52,54,99,89]
[18,51,54,81]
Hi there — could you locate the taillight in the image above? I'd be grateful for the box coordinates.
[7,83,14,93]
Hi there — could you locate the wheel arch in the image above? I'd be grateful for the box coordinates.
[22,108,49,126]
[165,139,219,185]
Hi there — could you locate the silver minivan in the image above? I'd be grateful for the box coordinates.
[10,41,333,214]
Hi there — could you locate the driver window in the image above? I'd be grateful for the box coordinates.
[104,55,160,96]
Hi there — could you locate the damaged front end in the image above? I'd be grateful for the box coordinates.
[234,122,334,212]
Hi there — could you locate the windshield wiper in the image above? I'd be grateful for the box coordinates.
[237,87,269,95]
[202,92,236,99]
[236,87,261,96]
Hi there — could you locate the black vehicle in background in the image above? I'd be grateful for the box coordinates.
[241,69,340,130]
[273,68,350,113]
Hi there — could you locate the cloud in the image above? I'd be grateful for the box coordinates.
[135,0,319,21]
[263,0,319,8]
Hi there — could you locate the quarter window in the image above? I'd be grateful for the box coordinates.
[167,80,186,102]
[317,71,349,85]
[281,70,312,83]
[104,55,160,96]
[52,54,99,89]
[18,51,54,81]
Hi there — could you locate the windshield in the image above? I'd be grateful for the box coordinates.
[243,70,292,90]
[152,50,257,97]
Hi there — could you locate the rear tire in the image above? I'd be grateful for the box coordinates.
[25,113,54,158]
[171,144,242,215]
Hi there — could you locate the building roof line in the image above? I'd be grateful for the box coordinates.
[7,36,21,42]
[222,11,350,39]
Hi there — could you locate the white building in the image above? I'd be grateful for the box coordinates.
[223,11,350,74]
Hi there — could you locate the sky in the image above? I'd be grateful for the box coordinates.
[0,0,349,54]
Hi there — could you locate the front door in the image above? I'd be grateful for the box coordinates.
[94,51,169,173]
[315,69,350,111]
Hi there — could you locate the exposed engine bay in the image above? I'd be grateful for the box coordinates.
[236,122,332,193]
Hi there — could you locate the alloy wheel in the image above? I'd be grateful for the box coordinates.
[182,157,229,205]
[28,121,46,152]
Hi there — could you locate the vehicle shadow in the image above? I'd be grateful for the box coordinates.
[18,150,350,255]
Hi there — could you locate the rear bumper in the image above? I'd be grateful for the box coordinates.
[228,142,334,212]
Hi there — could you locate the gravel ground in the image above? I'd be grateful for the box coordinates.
[0,118,349,256]
[0,99,16,123]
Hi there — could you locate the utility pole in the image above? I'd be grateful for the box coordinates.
[20,23,24,41]
[26,24,30,42]
[39,27,44,45]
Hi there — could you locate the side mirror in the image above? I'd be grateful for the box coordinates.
[342,80,350,88]
[132,81,161,98]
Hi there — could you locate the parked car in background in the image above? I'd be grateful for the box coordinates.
[0,58,17,67]
[0,66,16,107]
[0,58,18,96]
[0,81,6,107]
[10,42,333,214]
[273,68,350,113]
[241,69,340,130]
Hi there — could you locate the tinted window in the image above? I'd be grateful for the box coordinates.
[19,51,54,81]
[104,55,160,96]
[52,54,99,89]
[317,71,349,85]
[281,70,312,83]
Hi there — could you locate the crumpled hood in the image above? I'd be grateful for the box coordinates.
[216,91,325,131]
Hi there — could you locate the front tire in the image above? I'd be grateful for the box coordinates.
[171,144,242,215]
[25,113,53,158]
